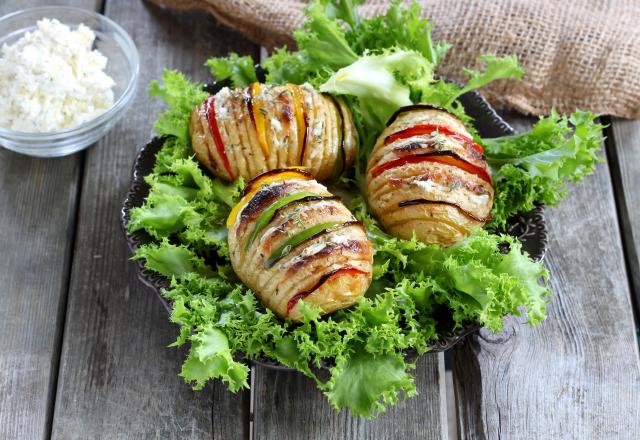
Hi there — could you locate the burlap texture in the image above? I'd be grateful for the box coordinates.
[148,0,640,118]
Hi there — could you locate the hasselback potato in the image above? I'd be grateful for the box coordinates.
[365,105,494,246]
[228,168,373,320]
[190,83,357,182]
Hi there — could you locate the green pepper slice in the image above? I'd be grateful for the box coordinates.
[245,191,317,251]
[264,221,340,269]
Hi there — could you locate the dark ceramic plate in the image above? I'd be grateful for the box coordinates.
[120,86,547,371]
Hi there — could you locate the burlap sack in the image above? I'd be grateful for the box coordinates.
[148,0,640,118]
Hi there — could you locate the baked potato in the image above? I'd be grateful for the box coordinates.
[365,105,494,246]
[190,83,357,182]
[228,168,373,320]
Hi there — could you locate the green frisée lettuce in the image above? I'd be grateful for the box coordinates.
[125,0,603,418]
[130,70,244,257]
[420,54,524,110]
[320,51,523,138]
[149,71,208,144]
[205,53,258,88]
[445,55,524,106]
[350,195,549,332]
[129,65,551,416]
[133,240,215,279]
[319,50,424,132]
[485,110,605,228]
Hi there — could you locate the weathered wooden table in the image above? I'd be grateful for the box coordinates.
[1,1,640,439]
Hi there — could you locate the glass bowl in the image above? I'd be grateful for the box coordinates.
[0,6,139,157]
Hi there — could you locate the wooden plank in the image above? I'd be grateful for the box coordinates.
[609,118,640,321]
[0,134,80,440]
[0,2,101,440]
[50,3,258,439]
[252,354,447,439]
[453,115,640,439]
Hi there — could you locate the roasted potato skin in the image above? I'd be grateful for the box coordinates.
[365,106,494,246]
[190,83,357,182]
[228,169,373,320]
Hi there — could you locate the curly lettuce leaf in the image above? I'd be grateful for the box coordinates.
[295,1,359,71]
[345,1,449,65]
[264,0,449,87]
[264,4,358,86]
[128,154,244,242]
[132,240,214,279]
[151,137,191,174]
[211,177,244,209]
[149,70,208,143]
[445,55,523,106]
[325,347,416,418]
[182,325,250,392]
[206,53,258,87]
[460,55,523,97]
[128,153,243,248]
[486,111,605,228]
[128,192,195,238]
[406,230,550,330]
[320,49,429,132]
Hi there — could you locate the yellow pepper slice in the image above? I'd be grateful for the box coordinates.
[288,84,307,163]
[249,83,270,158]
[227,168,311,228]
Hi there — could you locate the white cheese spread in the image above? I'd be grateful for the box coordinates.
[0,18,115,132]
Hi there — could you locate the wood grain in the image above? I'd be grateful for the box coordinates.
[49,3,258,439]
[453,115,640,439]
[0,2,99,439]
[0,141,81,440]
[252,354,447,440]
[609,118,640,321]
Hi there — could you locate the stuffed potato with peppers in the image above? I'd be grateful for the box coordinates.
[365,105,494,246]
[190,83,357,182]
[227,168,373,320]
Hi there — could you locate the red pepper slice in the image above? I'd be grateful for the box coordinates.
[384,123,484,155]
[204,96,234,180]
[370,151,492,184]
[286,267,369,314]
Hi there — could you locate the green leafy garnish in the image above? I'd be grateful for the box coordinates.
[485,110,605,228]
[325,347,416,417]
[206,53,258,88]
[127,0,603,418]
[320,49,427,135]
[148,70,208,144]
[427,54,524,108]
